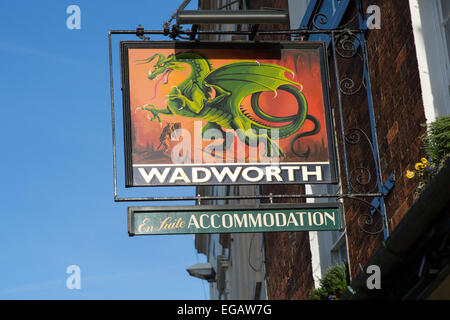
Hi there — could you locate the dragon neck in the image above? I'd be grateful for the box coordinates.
[173,52,211,89]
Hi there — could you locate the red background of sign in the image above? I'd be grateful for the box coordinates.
[128,47,329,164]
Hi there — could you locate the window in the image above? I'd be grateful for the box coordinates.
[330,231,348,266]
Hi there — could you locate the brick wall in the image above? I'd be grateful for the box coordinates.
[362,0,425,229]
[247,0,288,9]
[262,0,426,294]
[331,0,426,279]
[252,0,316,300]
[247,0,290,40]
[263,233,314,299]
[262,184,315,300]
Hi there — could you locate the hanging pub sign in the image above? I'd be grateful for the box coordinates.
[128,203,342,236]
[120,41,337,186]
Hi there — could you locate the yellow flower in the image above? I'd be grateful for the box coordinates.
[406,170,415,179]
[415,163,425,171]
[421,157,428,165]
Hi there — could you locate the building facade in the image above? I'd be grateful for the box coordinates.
[195,185,266,299]
[189,0,450,299]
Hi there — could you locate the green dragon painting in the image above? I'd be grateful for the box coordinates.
[136,52,320,158]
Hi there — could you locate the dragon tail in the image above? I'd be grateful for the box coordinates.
[250,84,321,158]
[250,84,308,139]
[290,115,321,158]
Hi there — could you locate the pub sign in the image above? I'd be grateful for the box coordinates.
[120,41,337,186]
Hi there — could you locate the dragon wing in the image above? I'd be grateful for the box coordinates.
[204,61,301,109]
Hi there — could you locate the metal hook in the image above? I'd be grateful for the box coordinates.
[136,24,150,40]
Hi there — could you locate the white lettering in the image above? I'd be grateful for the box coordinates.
[263,213,274,227]
[313,212,324,226]
[171,128,191,164]
[233,214,248,228]
[265,166,283,182]
[222,214,233,228]
[366,265,381,289]
[241,166,264,182]
[66,5,81,30]
[211,166,242,183]
[188,215,200,229]
[199,214,210,229]
[324,211,336,226]
[169,167,191,183]
[301,166,323,181]
[137,165,328,185]
[249,214,262,228]
[211,214,220,228]
[192,167,211,183]
[281,166,300,181]
[275,212,287,227]
[138,167,170,183]
[296,212,304,226]
[366,5,381,30]
[234,128,259,162]
[287,213,299,226]
[193,121,203,164]
[202,127,224,164]
[66,265,81,290]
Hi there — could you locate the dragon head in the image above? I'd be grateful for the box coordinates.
[137,54,185,84]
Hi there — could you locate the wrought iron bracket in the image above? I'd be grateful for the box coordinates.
[136,24,150,40]
[190,24,199,40]
[113,193,384,203]
[249,24,260,41]
[108,28,364,41]
[370,173,395,216]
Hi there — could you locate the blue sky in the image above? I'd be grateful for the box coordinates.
[0,0,209,299]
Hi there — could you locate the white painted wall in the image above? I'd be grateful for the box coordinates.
[306,184,347,288]
[288,0,311,29]
[409,0,450,121]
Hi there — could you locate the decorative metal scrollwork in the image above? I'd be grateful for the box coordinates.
[335,33,360,58]
[334,32,366,95]
[339,195,384,235]
[344,128,379,194]
[339,77,365,95]
[311,0,359,31]
[312,13,329,30]
[349,167,372,189]
[357,210,384,235]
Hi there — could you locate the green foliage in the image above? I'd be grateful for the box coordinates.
[422,115,450,165]
[410,115,450,198]
[310,262,349,300]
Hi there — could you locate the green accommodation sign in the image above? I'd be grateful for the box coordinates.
[128,203,342,236]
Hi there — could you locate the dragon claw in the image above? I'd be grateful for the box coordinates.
[141,104,162,122]
[151,111,162,123]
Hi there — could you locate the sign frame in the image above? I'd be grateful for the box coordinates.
[128,202,343,236]
[120,41,338,187]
